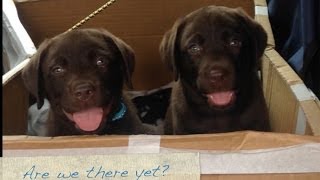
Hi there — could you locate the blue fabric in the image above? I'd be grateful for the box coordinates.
[267,0,320,97]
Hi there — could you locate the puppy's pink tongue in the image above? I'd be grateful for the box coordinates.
[206,91,235,106]
[72,107,103,132]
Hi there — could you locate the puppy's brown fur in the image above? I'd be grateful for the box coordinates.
[22,28,161,136]
[160,6,270,134]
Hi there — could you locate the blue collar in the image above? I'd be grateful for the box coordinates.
[111,101,127,122]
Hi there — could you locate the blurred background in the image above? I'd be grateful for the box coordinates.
[267,0,320,98]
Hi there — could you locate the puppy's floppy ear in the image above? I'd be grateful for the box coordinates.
[21,39,51,109]
[159,18,184,81]
[236,8,267,60]
[100,29,135,89]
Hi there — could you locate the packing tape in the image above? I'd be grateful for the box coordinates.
[4,143,320,174]
[295,106,306,135]
[290,84,314,101]
[3,135,161,156]
[255,6,268,16]
[127,135,161,153]
[198,143,320,174]
[3,146,130,157]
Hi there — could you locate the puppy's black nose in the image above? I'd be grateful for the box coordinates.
[209,69,225,83]
[73,83,95,101]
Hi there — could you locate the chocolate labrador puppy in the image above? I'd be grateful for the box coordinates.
[22,28,161,136]
[160,6,270,134]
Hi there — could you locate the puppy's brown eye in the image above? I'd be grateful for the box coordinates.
[188,44,202,55]
[52,66,65,74]
[96,57,107,67]
[229,39,242,47]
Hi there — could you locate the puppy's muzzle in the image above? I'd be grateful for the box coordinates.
[206,68,228,88]
[209,69,225,83]
[202,67,236,108]
[73,83,95,102]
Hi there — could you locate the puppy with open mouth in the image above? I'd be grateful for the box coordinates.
[160,6,271,134]
[22,28,161,136]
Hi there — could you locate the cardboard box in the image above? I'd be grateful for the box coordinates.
[3,132,320,179]
[3,0,320,179]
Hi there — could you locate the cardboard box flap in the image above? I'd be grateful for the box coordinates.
[263,49,320,135]
[3,132,320,176]
[254,1,275,47]
[254,0,267,6]
[4,131,320,150]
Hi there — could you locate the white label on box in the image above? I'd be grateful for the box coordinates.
[290,84,314,101]
[2,153,200,180]
[255,6,268,16]
[295,106,307,135]
[4,143,320,174]
[128,135,161,153]
[200,143,320,174]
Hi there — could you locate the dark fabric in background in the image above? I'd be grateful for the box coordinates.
[267,0,320,98]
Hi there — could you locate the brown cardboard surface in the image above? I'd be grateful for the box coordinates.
[3,74,29,135]
[3,131,320,150]
[160,131,320,151]
[123,35,173,89]
[254,0,268,6]
[255,15,275,48]
[268,70,299,133]
[278,66,304,85]
[3,135,129,149]
[15,0,254,45]
[261,54,272,105]
[260,55,270,98]
[263,50,300,133]
[263,49,320,135]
